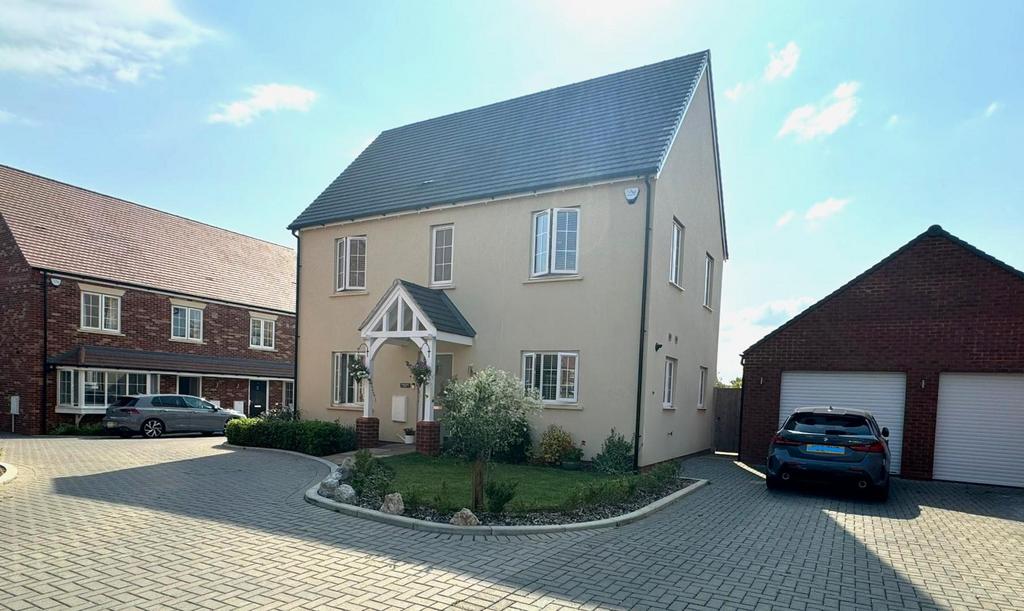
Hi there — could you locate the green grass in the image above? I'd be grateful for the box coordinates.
[380,453,612,512]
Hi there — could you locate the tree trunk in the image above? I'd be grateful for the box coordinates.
[471,457,486,512]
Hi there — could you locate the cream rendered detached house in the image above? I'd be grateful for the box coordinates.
[289,51,728,466]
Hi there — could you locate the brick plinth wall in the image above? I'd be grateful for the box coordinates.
[739,228,1024,479]
[416,420,441,456]
[356,417,379,449]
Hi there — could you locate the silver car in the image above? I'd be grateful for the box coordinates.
[101,394,245,438]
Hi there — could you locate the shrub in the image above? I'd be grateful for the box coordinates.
[537,425,575,465]
[225,418,356,456]
[350,449,395,502]
[564,478,633,510]
[48,422,105,436]
[638,462,678,492]
[484,479,519,513]
[591,429,634,474]
[492,423,532,464]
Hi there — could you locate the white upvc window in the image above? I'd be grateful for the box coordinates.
[58,370,80,406]
[73,369,149,407]
[531,208,579,276]
[81,292,120,332]
[335,236,367,291]
[670,220,684,287]
[250,317,275,349]
[698,366,708,408]
[703,253,715,308]
[332,352,366,405]
[283,381,295,409]
[431,224,454,285]
[522,351,578,403]
[662,357,677,408]
[171,305,203,341]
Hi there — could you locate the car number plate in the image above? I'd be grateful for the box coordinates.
[806,444,845,455]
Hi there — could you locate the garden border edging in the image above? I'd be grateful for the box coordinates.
[0,462,18,485]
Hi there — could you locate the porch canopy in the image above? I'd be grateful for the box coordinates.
[358,280,475,421]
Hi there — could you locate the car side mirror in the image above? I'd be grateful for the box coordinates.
[881,427,890,438]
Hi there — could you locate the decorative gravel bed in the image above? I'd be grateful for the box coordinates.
[351,477,698,526]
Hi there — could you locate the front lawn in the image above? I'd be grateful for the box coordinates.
[381,453,612,512]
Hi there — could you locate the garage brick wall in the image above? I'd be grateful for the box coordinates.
[740,229,1024,479]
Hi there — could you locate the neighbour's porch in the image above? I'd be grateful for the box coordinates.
[356,279,475,454]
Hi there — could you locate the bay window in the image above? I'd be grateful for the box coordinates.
[522,351,578,403]
[63,369,150,408]
[531,208,579,276]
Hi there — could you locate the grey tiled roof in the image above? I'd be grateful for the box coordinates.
[48,345,295,379]
[398,280,476,338]
[0,165,296,313]
[289,51,709,230]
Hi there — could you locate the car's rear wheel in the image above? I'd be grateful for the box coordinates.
[141,419,165,438]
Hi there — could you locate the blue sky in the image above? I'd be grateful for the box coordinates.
[1,0,1022,380]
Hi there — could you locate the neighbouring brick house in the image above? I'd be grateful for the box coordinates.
[739,225,1024,487]
[0,165,296,435]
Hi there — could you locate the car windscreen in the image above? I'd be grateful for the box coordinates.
[784,413,873,436]
[110,396,139,407]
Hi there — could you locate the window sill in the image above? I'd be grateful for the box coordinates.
[523,274,582,285]
[542,402,582,411]
[249,346,277,352]
[79,328,123,336]
[662,404,675,410]
[170,337,204,344]
[429,283,454,290]
[697,406,707,411]
[702,305,714,313]
[330,290,369,298]
[668,281,685,292]
[327,404,364,412]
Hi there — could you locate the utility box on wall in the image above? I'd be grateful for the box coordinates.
[9,395,19,415]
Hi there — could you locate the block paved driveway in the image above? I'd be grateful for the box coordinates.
[1,436,1022,610]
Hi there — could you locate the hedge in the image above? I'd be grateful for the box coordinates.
[225,418,357,456]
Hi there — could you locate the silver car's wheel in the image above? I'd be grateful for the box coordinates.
[141,419,165,438]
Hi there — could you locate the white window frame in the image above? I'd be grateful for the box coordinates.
[703,253,715,309]
[430,224,455,286]
[670,220,684,288]
[81,292,120,332]
[698,366,708,408]
[521,351,579,404]
[531,208,580,277]
[171,305,203,341]
[332,351,366,406]
[65,368,152,408]
[249,317,276,350]
[335,236,367,291]
[282,380,295,409]
[662,357,677,408]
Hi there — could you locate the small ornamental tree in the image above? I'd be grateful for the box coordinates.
[406,358,432,421]
[440,368,541,511]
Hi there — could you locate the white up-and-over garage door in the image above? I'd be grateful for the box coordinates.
[934,373,1024,488]
[779,372,907,474]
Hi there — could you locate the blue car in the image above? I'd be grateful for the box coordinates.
[767,406,891,500]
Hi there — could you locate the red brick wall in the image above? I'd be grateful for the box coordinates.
[0,216,44,434]
[740,233,1024,479]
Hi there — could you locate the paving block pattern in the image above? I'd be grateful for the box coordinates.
[0,435,1021,610]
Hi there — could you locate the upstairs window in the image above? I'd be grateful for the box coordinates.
[171,305,203,341]
[703,253,715,308]
[81,292,120,332]
[670,221,684,287]
[522,351,578,403]
[531,208,579,276]
[250,317,275,349]
[431,224,454,285]
[336,236,367,291]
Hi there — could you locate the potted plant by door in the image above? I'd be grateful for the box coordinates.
[561,446,584,470]
[402,427,416,444]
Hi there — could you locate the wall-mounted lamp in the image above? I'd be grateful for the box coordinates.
[655,343,663,352]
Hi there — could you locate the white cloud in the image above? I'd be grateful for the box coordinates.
[778,81,861,140]
[775,210,796,227]
[764,41,800,81]
[208,84,318,126]
[0,0,211,86]
[985,101,1002,118]
[718,296,816,379]
[805,197,851,222]
[0,108,35,126]
[886,114,900,129]
[724,82,752,101]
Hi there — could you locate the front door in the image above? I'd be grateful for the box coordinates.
[249,380,268,417]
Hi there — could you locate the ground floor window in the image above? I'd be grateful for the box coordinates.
[522,351,578,403]
[663,357,677,408]
[283,381,295,409]
[61,369,151,408]
[333,352,365,405]
[178,375,201,397]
